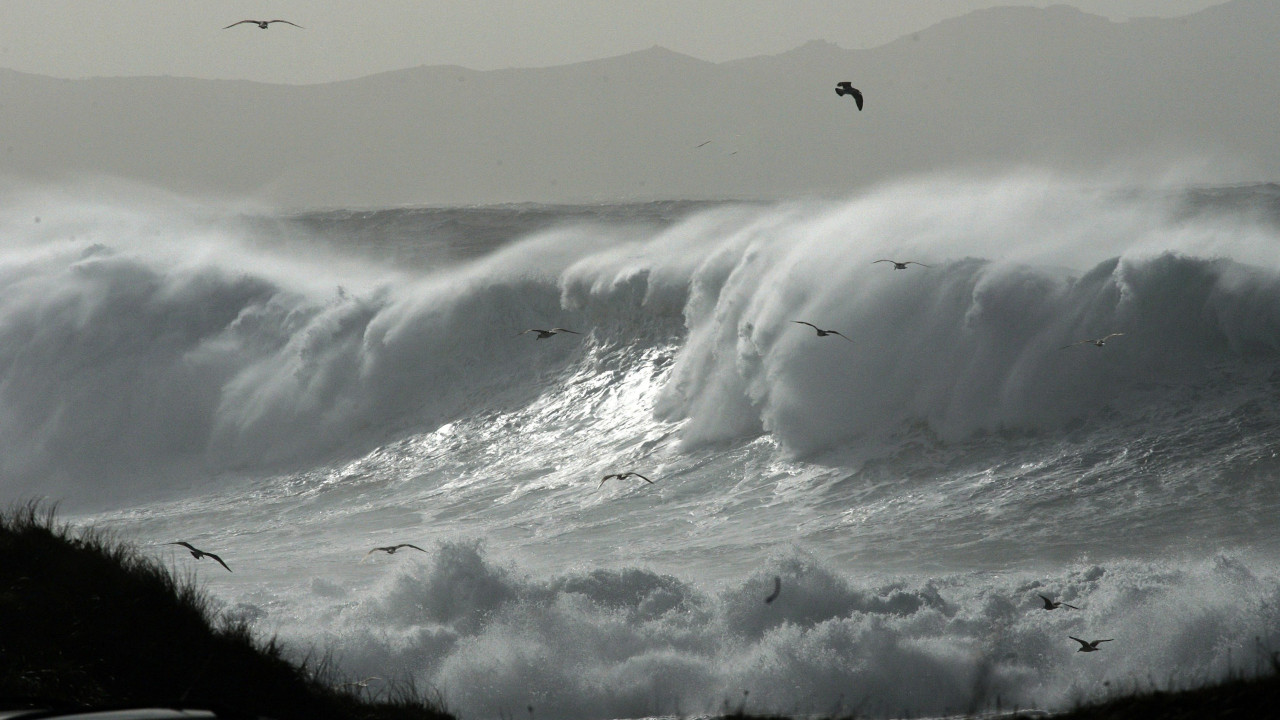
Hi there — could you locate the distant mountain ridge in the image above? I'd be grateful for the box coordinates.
[1,0,1276,207]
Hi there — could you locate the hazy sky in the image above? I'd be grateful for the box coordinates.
[1,0,1229,84]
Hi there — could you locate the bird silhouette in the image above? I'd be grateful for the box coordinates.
[792,321,853,342]
[224,19,304,29]
[334,676,382,690]
[1070,636,1113,652]
[764,576,782,604]
[599,471,654,489]
[166,541,231,572]
[364,543,427,558]
[1061,333,1124,349]
[874,259,930,270]
[517,328,581,339]
[1039,594,1079,610]
[835,82,863,110]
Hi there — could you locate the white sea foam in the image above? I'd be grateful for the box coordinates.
[4,174,1280,499]
[273,542,1280,720]
[6,172,1280,718]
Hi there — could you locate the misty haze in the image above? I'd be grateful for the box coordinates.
[1,1,1277,206]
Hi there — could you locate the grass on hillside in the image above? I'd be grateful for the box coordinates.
[0,501,452,720]
[707,657,1280,720]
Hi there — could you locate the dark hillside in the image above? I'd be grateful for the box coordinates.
[0,503,452,720]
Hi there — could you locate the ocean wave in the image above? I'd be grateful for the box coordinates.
[3,174,1280,502]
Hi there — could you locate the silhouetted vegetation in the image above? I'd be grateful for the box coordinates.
[714,666,1280,720]
[709,657,1280,720]
[1034,660,1280,720]
[0,502,452,720]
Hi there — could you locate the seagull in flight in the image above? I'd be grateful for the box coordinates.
[835,82,864,111]
[166,541,231,572]
[364,543,426,558]
[517,328,581,339]
[1069,636,1113,652]
[695,140,712,148]
[224,19,304,29]
[1039,594,1079,610]
[599,471,654,489]
[792,321,853,342]
[764,576,782,604]
[334,676,382,690]
[874,259,930,270]
[1061,333,1124,349]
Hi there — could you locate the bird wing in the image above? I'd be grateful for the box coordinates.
[1101,333,1124,341]
[873,260,896,265]
[631,473,653,483]
[852,89,863,111]
[1095,639,1113,645]
[906,262,930,267]
[1060,339,1091,349]
[695,140,712,148]
[399,544,427,553]
[168,541,196,551]
[1039,594,1053,606]
[792,321,819,329]
[1062,602,1080,610]
[1069,636,1090,648]
[829,331,854,343]
[516,329,542,336]
[548,328,580,334]
[206,552,232,572]
[599,474,618,488]
[268,20,304,28]
[223,20,259,29]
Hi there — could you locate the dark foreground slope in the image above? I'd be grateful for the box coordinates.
[1042,667,1280,720]
[711,665,1280,720]
[0,504,452,720]
[715,667,1280,720]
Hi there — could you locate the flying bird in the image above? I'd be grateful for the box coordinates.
[166,541,231,572]
[1039,594,1079,610]
[364,544,427,558]
[764,576,782,604]
[835,82,864,110]
[517,328,581,339]
[1061,333,1124,349]
[792,321,853,342]
[224,19,304,29]
[1069,636,1113,652]
[599,471,654,489]
[695,140,712,148]
[874,259,930,270]
[334,676,382,690]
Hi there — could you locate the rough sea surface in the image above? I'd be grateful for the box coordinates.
[5,173,1280,719]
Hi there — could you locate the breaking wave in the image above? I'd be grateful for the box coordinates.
[12,172,1280,719]
[3,174,1280,503]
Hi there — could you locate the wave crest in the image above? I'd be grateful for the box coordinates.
[4,175,1280,501]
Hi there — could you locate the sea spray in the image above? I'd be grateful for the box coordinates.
[10,172,1280,718]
